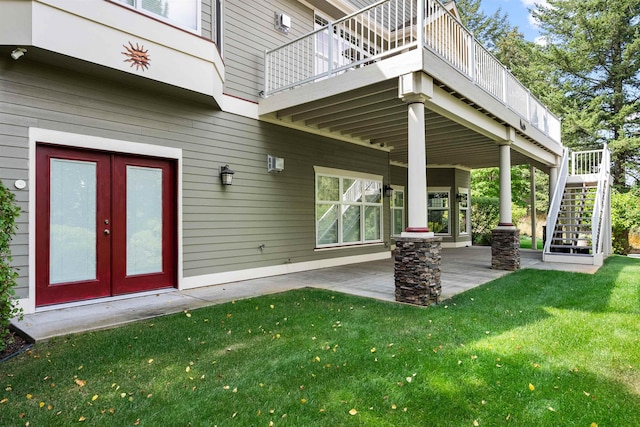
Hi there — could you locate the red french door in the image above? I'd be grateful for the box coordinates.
[36,144,176,306]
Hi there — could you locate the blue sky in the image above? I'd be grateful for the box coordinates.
[478,0,549,42]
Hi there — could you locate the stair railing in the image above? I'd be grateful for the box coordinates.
[592,145,610,254]
[544,148,569,253]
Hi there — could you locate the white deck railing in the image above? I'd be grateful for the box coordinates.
[264,0,562,143]
[571,149,604,175]
[544,148,570,254]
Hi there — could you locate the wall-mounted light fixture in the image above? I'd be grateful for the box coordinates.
[383,184,393,198]
[267,155,285,173]
[220,164,235,185]
[11,47,27,60]
[275,12,291,34]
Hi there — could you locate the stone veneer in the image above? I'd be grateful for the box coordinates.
[491,228,520,271]
[394,236,442,306]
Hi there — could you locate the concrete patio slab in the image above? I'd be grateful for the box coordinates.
[12,247,601,342]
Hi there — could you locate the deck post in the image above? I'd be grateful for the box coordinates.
[498,142,513,227]
[530,165,537,250]
[399,72,433,236]
[394,72,441,306]
[492,134,520,271]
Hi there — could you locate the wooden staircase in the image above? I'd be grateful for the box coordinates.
[548,182,596,255]
[543,147,611,266]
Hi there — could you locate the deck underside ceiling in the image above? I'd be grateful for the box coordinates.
[261,78,560,171]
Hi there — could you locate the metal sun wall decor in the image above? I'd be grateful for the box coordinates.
[122,42,151,71]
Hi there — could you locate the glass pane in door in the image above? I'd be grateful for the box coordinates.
[126,166,163,275]
[49,159,97,284]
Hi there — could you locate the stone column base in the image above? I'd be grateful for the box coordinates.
[491,228,520,271]
[394,236,442,306]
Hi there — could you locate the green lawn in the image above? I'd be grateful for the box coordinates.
[520,235,544,250]
[2,257,640,426]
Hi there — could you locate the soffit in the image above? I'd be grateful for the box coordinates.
[266,79,551,171]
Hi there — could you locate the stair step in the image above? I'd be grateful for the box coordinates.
[545,249,594,256]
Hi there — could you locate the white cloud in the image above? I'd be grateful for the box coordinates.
[521,0,550,29]
[534,35,548,46]
[521,0,549,6]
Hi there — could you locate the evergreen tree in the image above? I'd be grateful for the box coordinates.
[455,0,512,50]
[532,0,640,188]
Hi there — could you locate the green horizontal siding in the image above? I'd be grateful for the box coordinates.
[0,56,389,299]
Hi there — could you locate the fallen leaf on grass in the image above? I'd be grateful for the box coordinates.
[349,408,358,415]
[92,395,99,401]
[0,398,8,404]
[528,383,535,391]
[75,379,86,388]
[78,416,86,422]
[26,394,33,399]
[39,402,45,408]
[473,421,479,426]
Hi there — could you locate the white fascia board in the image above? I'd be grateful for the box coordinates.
[221,94,259,120]
[29,1,223,102]
[260,50,421,115]
[510,134,558,167]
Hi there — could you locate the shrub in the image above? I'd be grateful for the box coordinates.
[611,188,640,255]
[471,197,499,245]
[0,180,22,352]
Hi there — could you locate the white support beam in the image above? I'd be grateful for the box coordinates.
[499,142,514,226]
[400,72,433,237]
[530,165,537,250]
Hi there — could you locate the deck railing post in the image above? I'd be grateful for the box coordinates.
[264,49,269,96]
[502,66,508,104]
[469,34,475,80]
[327,22,334,77]
[417,0,424,49]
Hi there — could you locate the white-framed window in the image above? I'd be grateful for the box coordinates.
[428,187,451,235]
[458,187,470,235]
[390,186,405,236]
[315,167,383,247]
[116,0,201,33]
